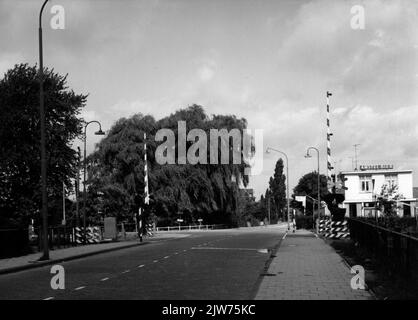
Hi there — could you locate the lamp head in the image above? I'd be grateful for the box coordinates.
[265,148,271,154]
[95,129,105,136]
[305,153,311,158]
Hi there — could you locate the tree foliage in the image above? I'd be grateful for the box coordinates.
[376,183,404,217]
[0,64,85,227]
[87,105,251,226]
[292,171,328,214]
[267,159,286,221]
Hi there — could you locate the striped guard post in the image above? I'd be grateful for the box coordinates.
[74,227,83,244]
[326,91,334,192]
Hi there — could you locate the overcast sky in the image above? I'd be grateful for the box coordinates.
[1,0,417,198]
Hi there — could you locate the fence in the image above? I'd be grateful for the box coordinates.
[156,224,227,232]
[348,217,418,284]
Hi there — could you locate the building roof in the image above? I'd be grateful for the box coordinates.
[341,169,412,175]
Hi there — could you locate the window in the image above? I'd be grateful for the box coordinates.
[359,175,372,192]
[385,174,398,188]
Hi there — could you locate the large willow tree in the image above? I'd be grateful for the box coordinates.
[87,105,251,226]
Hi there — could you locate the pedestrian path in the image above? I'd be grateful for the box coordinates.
[255,229,373,300]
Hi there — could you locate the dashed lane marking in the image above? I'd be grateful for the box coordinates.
[43,297,54,300]
[164,256,170,259]
[137,264,145,268]
[121,270,131,274]
[191,247,269,252]
[100,277,109,282]
[153,260,159,263]
[74,286,85,291]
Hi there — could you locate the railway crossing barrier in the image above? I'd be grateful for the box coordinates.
[318,218,350,239]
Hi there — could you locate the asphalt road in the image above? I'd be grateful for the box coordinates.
[0,225,286,300]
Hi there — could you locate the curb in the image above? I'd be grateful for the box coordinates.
[251,230,288,300]
[0,241,148,275]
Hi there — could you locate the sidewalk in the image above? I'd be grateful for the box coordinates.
[255,229,373,300]
[0,232,191,275]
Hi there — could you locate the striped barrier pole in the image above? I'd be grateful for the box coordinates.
[326,91,334,192]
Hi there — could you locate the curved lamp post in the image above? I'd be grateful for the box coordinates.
[305,147,320,233]
[83,121,105,242]
[38,0,50,260]
[266,147,290,230]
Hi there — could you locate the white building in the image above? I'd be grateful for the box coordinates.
[341,166,416,217]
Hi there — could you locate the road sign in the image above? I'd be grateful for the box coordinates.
[295,196,306,208]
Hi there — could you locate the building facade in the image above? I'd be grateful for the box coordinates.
[341,167,416,217]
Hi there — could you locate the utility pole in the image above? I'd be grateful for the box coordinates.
[267,195,271,225]
[75,146,81,227]
[38,0,50,261]
[353,144,360,171]
[62,181,66,225]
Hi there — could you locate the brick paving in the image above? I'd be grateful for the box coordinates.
[255,229,373,300]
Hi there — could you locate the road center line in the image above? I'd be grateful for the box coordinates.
[43,297,54,300]
[164,256,170,259]
[100,277,109,281]
[121,270,130,274]
[153,260,159,263]
[190,247,268,252]
[74,286,85,291]
[137,264,145,268]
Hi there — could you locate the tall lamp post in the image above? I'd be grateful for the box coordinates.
[305,147,320,233]
[83,121,105,242]
[38,0,50,260]
[266,148,290,230]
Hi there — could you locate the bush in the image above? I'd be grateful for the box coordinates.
[295,215,315,230]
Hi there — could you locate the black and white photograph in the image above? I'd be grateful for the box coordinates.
[0,0,418,308]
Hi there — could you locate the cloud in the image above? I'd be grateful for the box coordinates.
[197,64,215,82]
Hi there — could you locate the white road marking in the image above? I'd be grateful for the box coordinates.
[174,252,178,255]
[43,297,54,300]
[257,249,269,254]
[191,247,268,252]
[137,264,145,268]
[153,260,159,263]
[183,249,187,252]
[100,277,109,282]
[282,233,287,240]
[164,256,170,259]
[121,270,130,274]
[74,286,85,291]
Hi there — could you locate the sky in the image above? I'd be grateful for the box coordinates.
[1,0,417,199]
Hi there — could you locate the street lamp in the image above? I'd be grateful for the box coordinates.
[305,147,320,234]
[266,147,290,230]
[38,0,50,261]
[83,121,105,243]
